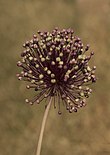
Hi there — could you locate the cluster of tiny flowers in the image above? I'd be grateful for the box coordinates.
[17,28,96,114]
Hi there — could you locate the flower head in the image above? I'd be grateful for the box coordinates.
[17,28,96,114]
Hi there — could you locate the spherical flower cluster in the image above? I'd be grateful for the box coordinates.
[17,28,96,114]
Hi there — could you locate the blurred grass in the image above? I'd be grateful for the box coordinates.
[0,0,110,155]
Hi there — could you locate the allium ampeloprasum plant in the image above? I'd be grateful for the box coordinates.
[17,28,96,155]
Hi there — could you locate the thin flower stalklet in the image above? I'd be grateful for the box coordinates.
[17,28,96,114]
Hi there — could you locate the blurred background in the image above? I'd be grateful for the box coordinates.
[0,0,110,155]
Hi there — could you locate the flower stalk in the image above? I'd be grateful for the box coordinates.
[36,97,52,155]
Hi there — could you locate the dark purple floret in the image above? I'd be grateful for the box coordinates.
[17,28,96,114]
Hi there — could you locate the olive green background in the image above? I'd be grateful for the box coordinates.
[0,0,110,155]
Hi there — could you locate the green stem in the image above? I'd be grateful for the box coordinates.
[36,97,52,155]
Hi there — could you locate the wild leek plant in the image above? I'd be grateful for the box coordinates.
[17,28,96,155]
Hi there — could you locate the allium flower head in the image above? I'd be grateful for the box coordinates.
[17,28,96,114]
